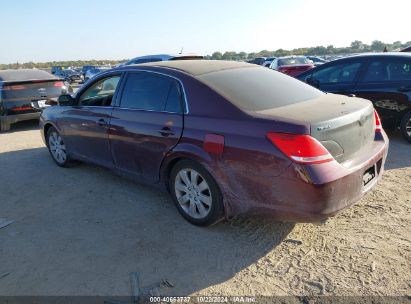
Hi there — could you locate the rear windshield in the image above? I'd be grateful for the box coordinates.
[278,57,310,66]
[0,69,56,82]
[198,67,324,111]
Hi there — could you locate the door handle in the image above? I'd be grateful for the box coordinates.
[157,127,175,137]
[97,118,108,126]
[398,86,411,92]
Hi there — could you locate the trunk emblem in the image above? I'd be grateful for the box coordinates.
[317,125,331,131]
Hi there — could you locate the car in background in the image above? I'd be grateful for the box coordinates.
[297,52,411,143]
[306,56,328,66]
[269,56,315,77]
[40,60,387,226]
[0,69,67,132]
[122,54,204,66]
[54,69,84,84]
[81,65,97,77]
[247,57,267,65]
[51,66,69,75]
[400,45,411,52]
[84,66,112,82]
[263,57,276,67]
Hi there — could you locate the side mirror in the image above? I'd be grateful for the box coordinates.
[58,94,76,106]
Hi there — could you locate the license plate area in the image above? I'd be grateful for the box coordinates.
[363,165,376,187]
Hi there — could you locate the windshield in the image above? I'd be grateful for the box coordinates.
[198,66,324,111]
[278,57,310,66]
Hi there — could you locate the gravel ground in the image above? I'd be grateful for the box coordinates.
[0,120,410,300]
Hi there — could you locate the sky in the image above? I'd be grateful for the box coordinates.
[0,0,410,64]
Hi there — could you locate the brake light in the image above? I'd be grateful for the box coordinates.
[374,110,382,132]
[267,132,334,164]
[54,81,64,87]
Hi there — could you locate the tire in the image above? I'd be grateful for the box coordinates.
[400,110,411,144]
[169,160,224,226]
[46,127,76,167]
[0,120,11,132]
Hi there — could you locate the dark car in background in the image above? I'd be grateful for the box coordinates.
[248,57,267,65]
[400,45,411,52]
[263,57,276,67]
[81,65,97,77]
[84,66,112,82]
[121,54,204,66]
[54,69,84,84]
[40,60,387,226]
[297,52,411,143]
[51,66,68,75]
[269,56,315,77]
[0,69,67,132]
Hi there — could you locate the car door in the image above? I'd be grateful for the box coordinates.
[300,60,363,95]
[109,71,184,183]
[60,73,123,167]
[353,57,411,126]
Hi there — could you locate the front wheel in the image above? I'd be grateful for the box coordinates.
[169,160,224,226]
[46,127,76,167]
[400,111,411,143]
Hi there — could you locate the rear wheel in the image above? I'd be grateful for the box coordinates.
[400,111,411,143]
[169,160,224,226]
[46,127,76,167]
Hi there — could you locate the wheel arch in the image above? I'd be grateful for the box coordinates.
[159,143,233,219]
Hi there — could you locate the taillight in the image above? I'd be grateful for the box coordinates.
[374,110,382,132]
[267,132,334,164]
[54,81,64,87]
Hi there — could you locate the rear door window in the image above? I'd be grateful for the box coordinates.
[362,60,411,82]
[311,62,361,84]
[119,72,183,112]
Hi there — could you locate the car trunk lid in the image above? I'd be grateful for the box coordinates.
[2,79,65,114]
[256,93,375,163]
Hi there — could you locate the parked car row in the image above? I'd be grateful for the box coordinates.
[297,52,411,143]
[39,60,388,226]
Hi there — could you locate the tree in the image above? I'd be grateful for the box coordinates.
[371,40,385,51]
[350,40,364,50]
[211,52,223,60]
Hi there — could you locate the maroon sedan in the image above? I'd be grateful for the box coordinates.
[40,60,388,226]
[269,56,315,77]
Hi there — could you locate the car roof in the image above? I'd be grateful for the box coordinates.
[124,60,254,76]
[337,52,411,59]
[0,69,56,82]
[128,53,203,61]
[278,55,307,59]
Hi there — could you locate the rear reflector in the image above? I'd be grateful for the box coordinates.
[3,85,26,90]
[54,81,64,87]
[374,110,382,132]
[267,132,334,164]
[12,106,33,111]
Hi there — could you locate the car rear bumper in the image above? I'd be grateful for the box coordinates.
[0,112,41,125]
[225,132,389,222]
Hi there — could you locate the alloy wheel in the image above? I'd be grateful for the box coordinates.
[174,168,212,219]
[48,131,67,164]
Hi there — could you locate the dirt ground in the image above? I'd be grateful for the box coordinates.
[0,120,410,299]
